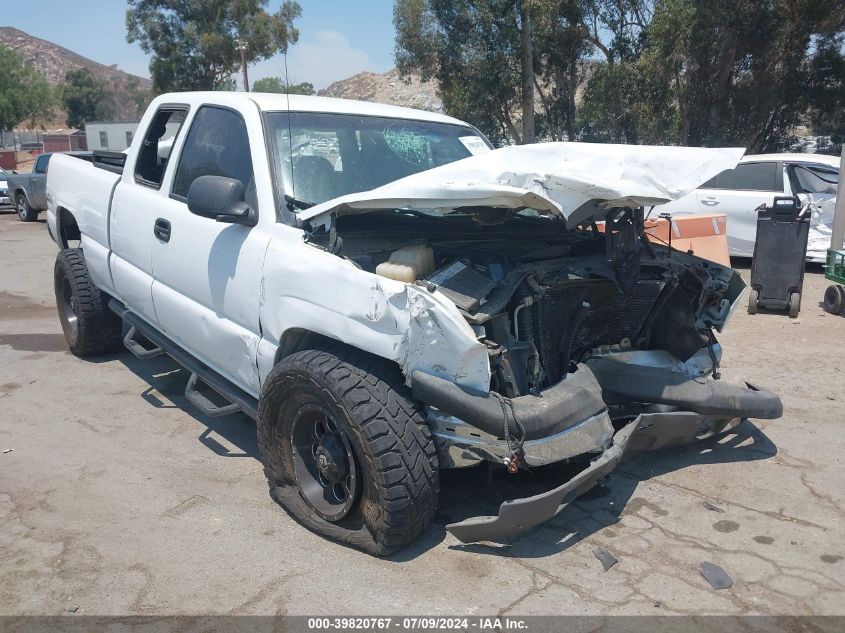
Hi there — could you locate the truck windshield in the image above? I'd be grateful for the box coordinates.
[264,112,490,209]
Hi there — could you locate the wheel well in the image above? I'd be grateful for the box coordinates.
[275,329,342,365]
[57,207,81,248]
[274,329,403,376]
[13,188,26,203]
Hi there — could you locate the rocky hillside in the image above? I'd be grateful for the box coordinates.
[0,26,152,125]
[319,68,442,112]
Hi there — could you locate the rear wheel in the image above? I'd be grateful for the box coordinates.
[747,288,759,315]
[823,285,844,315]
[788,291,801,318]
[54,248,123,356]
[16,195,38,222]
[257,345,439,556]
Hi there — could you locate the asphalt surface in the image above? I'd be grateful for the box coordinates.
[1,210,844,617]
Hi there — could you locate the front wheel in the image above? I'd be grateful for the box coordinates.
[257,345,439,556]
[54,248,123,356]
[16,195,38,222]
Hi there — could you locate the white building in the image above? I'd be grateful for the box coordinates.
[84,121,140,152]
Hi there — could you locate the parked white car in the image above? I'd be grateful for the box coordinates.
[0,167,11,206]
[44,92,782,554]
[660,153,840,262]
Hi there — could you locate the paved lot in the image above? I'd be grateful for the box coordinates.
[1,210,844,617]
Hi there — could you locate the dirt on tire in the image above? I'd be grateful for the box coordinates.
[257,344,439,556]
[54,248,123,356]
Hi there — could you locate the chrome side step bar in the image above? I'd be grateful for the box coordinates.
[109,300,258,420]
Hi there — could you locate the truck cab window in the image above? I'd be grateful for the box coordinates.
[134,108,187,188]
[172,106,254,201]
[34,154,50,173]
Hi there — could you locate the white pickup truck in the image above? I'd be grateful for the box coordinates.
[46,92,782,555]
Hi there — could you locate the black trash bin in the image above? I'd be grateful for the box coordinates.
[748,196,810,318]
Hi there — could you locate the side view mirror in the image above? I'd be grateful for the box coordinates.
[187,175,256,226]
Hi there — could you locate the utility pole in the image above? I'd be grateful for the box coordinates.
[832,146,845,251]
[236,38,250,92]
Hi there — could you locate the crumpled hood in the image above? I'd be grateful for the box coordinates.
[299,142,745,227]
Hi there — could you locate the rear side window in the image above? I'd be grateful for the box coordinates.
[792,164,838,194]
[702,162,779,191]
[134,107,188,188]
[34,154,50,173]
[171,106,254,199]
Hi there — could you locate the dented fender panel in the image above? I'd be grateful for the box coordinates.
[258,226,491,393]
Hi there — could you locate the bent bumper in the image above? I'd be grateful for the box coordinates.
[445,410,744,543]
[412,364,608,441]
[447,419,639,543]
[586,356,783,420]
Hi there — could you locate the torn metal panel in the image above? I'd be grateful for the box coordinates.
[585,346,722,379]
[299,143,745,228]
[258,226,491,392]
[800,191,838,262]
[445,420,639,544]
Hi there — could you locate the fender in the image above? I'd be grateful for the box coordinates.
[257,226,491,393]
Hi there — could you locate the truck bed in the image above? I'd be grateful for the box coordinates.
[46,153,122,296]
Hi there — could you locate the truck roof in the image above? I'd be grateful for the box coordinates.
[152,91,470,128]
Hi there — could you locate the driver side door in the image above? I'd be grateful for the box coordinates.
[150,105,271,395]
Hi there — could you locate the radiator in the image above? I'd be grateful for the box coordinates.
[534,278,664,382]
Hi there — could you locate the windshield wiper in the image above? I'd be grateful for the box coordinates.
[284,194,315,211]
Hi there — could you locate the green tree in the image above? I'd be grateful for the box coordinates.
[395,0,530,145]
[124,76,155,117]
[62,68,116,128]
[126,0,302,92]
[532,0,592,141]
[252,77,315,94]
[0,45,54,129]
[805,33,845,151]
[579,0,845,151]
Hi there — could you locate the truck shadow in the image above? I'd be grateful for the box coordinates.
[101,351,260,458]
[86,348,778,561]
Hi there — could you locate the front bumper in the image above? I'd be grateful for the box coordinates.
[428,406,614,468]
[418,351,782,543]
[585,355,783,419]
[447,419,638,543]
[446,410,743,543]
[0,195,10,206]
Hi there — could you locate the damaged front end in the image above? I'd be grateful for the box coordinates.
[414,208,780,542]
[300,144,782,544]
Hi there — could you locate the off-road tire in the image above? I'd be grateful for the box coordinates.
[54,248,123,356]
[16,195,38,222]
[257,345,439,556]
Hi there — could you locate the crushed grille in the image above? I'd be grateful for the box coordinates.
[535,278,664,381]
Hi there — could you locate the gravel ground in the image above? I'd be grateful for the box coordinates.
[1,210,844,617]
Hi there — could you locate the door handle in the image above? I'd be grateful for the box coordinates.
[700,196,720,206]
[154,218,171,242]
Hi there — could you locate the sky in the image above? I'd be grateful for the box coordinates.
[2,0,397,90]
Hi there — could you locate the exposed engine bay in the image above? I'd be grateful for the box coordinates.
[303,199,781,544]
[293,142,782,545]
[309,207,743,401]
